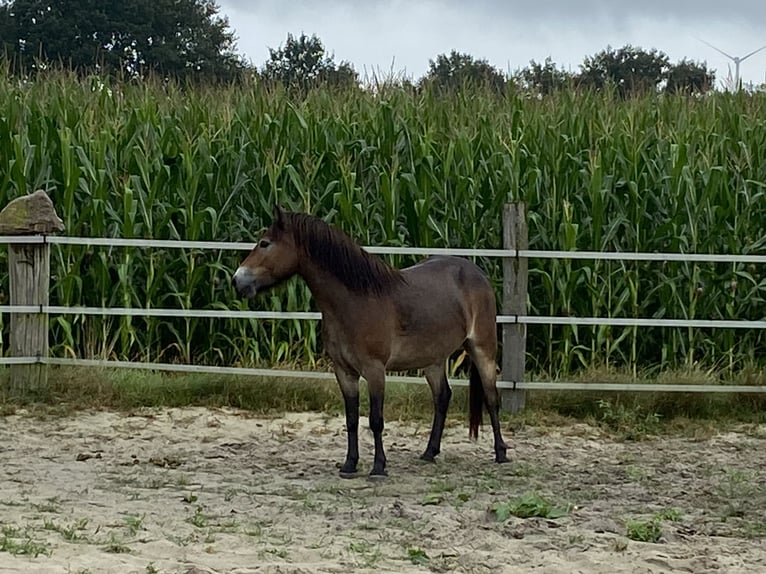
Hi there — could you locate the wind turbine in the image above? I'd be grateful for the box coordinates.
[698,39,766,91]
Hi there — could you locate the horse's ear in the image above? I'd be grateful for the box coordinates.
[272,204,285,230]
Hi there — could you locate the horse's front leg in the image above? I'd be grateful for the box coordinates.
[363,364,387,479]
[334,367,360,478]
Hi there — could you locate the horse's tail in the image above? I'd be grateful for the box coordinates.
[468,361,483,441]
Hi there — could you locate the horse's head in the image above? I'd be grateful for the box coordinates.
[232,205,300,298]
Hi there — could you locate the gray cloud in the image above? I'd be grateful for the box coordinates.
[218,1,766,86]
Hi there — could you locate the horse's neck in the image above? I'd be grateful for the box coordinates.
[298,260,353,314]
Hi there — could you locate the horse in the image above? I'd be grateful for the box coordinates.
[232,206,509,478]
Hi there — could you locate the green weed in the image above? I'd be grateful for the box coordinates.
[490,493,571,521]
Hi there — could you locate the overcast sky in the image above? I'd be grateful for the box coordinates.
[217,1,766,88]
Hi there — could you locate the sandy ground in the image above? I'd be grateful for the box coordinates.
[0,407,765,574]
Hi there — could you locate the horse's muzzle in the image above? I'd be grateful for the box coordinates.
[232,267,258,298]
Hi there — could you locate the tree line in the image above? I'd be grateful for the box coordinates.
[0,0,718,96]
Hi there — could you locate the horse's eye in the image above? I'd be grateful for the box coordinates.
[259,239,271,249]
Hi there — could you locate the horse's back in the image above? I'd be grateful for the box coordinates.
[401,255,495,304]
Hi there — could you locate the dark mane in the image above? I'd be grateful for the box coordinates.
[283,212,405,295]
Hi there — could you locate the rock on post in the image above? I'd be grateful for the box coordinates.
[0,190,65,395]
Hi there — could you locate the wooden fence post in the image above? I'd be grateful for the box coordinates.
[501,202,528,413]
[0,190,64,394]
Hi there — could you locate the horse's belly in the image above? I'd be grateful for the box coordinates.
[385,327,466,371]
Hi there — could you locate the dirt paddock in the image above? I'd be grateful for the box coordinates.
[1,407,765,574]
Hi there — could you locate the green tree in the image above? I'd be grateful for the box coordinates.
[664,58,715,95]
[516,57,573,95]
[420,50,507,94]
[0,3,11,54]
[0,0,245,82]
[578,44,670,97]
[261,33,358,91]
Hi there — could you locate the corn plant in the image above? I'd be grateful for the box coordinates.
[1,68,766,378]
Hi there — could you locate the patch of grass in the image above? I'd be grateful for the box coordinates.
[715,468,764,521]
[187,506,208,528]
[0,367,449,422]
[654,508,682,522]
[421,479,474,509]
[2,364,766,431]
[43,517,89,542]
[300,493,323,512]
[348,538,382,568]
[490,493,571,521]
[407,547,429,565]
[509,462,539,478]
[742,521,766,539]
[455,492,471,508]
[595,399,662,440]
[626,518,663,543]
[626,507,685,543]
[625,465,647,482]
[525,366,766,429]
[167,533,197,547]
[567,533,585,546]
[421,493,444,506]
[123,514,145,537]
[427,479,457,493]
[0,525,52,557]
[101,533,131,554]
[717,468,758,500]
[32,497,62,513]
[260,547,288,559]
[474,469,504,492]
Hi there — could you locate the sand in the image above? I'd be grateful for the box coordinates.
[1,406,765,573]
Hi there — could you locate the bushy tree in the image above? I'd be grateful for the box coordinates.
[516,57,573,95]
[578,44,670,97]
[420,50,507,94]
[665,58,715,95]
[0,2,12,55]
[261,33,358,91]
[0,0,245,82]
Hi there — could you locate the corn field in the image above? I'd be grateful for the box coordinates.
[1,70,766,378]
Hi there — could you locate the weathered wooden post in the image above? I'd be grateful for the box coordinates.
[501,202,528,413]
[0,190,64,394]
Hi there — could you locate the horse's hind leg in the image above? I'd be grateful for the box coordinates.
[465,340,509,463]
[334,366,361,478]
[420,362,452,462]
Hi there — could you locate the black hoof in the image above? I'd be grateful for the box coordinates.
[368,470,388,481]
[419,451,437,462]
[495,451,509,464]
[369,461,388,480]
[338,461,358,478]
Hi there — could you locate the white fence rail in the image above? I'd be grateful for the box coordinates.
[6,234,766,263]
[1,305,766,330]
[0,356,764,395]
[3,210,766,404]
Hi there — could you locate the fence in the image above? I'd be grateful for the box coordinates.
[2,192,766,413]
